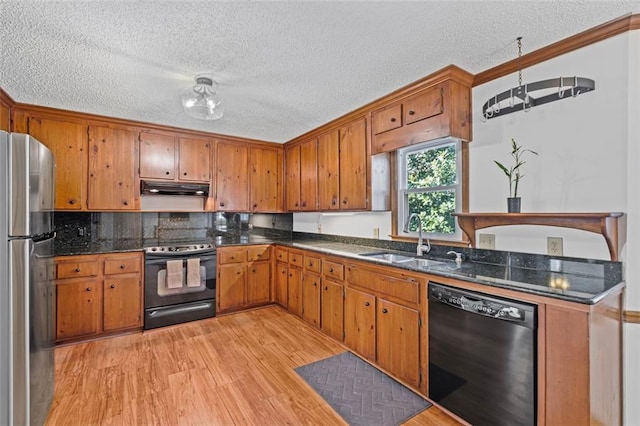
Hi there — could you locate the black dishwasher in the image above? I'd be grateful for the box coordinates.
[428,282,537,426]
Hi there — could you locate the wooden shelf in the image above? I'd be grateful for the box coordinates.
[452,212,624,261]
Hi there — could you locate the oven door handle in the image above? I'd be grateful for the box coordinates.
[145,254,217,265]
[147,302,214,318]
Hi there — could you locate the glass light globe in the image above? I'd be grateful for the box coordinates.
[182,76,225,120]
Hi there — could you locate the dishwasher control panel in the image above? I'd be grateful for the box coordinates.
[428,282,536,328]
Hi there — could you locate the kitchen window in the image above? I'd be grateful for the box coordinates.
[397,138,463,240]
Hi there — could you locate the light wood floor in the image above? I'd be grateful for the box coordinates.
[46,306,460,425]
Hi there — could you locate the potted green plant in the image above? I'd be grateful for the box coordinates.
[494,138,538,213]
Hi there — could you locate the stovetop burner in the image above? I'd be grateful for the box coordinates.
[144,243,215,255]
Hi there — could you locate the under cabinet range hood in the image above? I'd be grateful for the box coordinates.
[140,180,210,196]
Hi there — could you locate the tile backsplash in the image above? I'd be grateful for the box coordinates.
[54,212,293,247]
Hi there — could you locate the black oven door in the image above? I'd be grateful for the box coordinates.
[144,252,216,329]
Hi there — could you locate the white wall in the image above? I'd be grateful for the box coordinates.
[293,211,392,240]
[624,29,640,426]
[470,34,629,259]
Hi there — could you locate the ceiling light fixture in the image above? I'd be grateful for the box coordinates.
[182,75,224,120]
[481,37,595,121]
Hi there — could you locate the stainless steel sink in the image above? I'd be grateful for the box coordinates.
[358,252,415,263]
[403,258,446,269]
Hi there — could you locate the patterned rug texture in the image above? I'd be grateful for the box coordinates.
[295,351,431,426]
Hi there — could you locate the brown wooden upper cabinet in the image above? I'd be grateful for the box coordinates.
[215,140,249,211]
[27,116,87,210]
[139,131,210,182]
[371,68,473,154]
[0,100,10,132]
[249,145,283,212]
[87,125,138,210]
[286,117,368,212]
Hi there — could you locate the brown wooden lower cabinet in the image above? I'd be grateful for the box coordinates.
[216,245,271,313]
[274,261,289,307]
[55,251,143,343]
[287,266,303,317]
[320,278,344,341]
[301,272,321,327]
[344,287,377,361]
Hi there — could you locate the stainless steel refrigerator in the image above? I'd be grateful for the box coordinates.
[1,131,56,425]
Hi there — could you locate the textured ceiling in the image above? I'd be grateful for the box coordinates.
[1,1,639,143]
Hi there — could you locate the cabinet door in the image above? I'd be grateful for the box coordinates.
[321,279,344,341]
[103,276,142,332]
[28,117,86,210]
[372,103,402,135]
[215,141,249,211]
[56,278,102,340]
[88,126,137,210]
[139,132,176,180]
[377,298,420,387]
[287,267,303,317]
[339,118,367,210]
[299,138,318,211]
[179,137,210,182]
[285,144,301,210]
[302,273,321,327]
[247,262,271,305]
[404,85,444,125]
[275,262,288,308]
[250,146,282,212]
[344,287,376,361]
[218,264,246,311]
[317,130,339,210]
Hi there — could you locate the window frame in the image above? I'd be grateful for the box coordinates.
[396,137,464,241]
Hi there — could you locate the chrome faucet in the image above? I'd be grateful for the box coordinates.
[403,213,431,256]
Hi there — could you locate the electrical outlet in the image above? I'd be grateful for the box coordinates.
[478,233,495,249]
[317,223,322,233]
[547,237,563,256]
[373,227,380,239]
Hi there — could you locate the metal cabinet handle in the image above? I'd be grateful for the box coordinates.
[312,282,317,287]
[329,268,334,273]
[408,110,415,115]
[390,117,396,122]
[165,171,170,175]
[69,200,75,205]
[75,268,81,273]
[220,202,225,207]
[323,286,328,290]
[120,265,125,269]
[123,201,129,206]
[183,172,187,176]
[86,287,91,292]
[110,284,116,289]
[382,308,388,314]
[364,301,370,306]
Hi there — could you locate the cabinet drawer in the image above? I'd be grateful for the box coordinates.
[346,265,421,304]
[372,104,402,135]
[275,247,288,262]
[404,85,444,125]
[57,260,100,279]
[247,245,270,262]
[322,260,344,281]
[104,256,141,275]
[304,255,321,273]
[219,249,246,264]
[289,252,303,267]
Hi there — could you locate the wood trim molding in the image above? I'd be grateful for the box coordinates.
[9,100,280,148]
[474,13,640,87]
[0,87,15,108]
[624,310,640,324]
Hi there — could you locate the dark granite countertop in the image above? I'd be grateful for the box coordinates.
[55,233,623,305]
[278,240,624,305]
